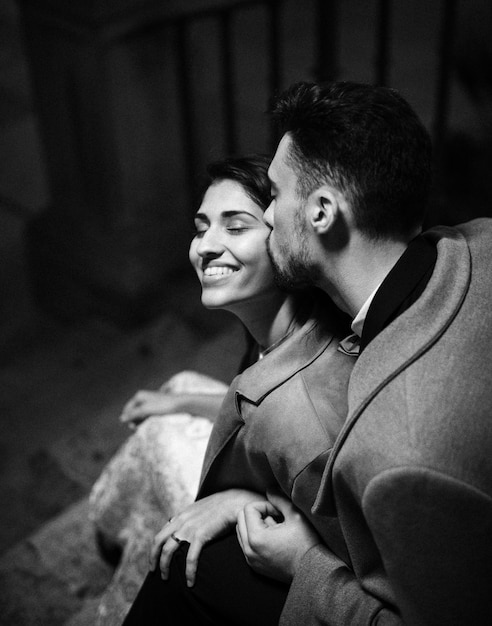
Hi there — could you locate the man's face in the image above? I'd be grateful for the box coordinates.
[264,134,319,290]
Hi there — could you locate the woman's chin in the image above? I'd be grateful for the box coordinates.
[200,294,226,310]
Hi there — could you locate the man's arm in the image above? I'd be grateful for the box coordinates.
[236,492,403,626]
[282,543,402,626]
[364,468,492,626]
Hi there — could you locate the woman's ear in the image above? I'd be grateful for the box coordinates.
[307,187,339,234]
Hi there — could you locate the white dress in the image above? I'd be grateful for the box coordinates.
[89,370,228,625]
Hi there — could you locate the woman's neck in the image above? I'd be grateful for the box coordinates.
[232,293,299,353]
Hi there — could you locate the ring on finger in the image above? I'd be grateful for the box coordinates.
[170,532,184,545]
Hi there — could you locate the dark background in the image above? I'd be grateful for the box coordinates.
[0,0,491,623]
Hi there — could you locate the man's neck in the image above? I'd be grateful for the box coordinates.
[319,234,412,320]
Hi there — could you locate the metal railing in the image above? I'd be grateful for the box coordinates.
[171,0,282,201]
[13,0,465,222]
[315,0,458,178]
[167,0,460,212]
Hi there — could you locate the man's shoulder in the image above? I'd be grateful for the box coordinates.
[427,217,492,250]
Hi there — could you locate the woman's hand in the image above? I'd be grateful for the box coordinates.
[120,390,181,427]
[150,489,266,587]
[120,390,226,427]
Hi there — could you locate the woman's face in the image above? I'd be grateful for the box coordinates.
[189,179,277,313]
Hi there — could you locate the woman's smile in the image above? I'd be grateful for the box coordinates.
[201,264,238,280]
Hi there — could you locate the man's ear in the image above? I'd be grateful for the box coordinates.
[307,187,339,234]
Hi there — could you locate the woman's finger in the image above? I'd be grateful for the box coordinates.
[149,532,166,570]
[120,395,144,422]
[159,535,182,579]
[121,403,157,424]
[149,521,174,570]
[184,538,203,587]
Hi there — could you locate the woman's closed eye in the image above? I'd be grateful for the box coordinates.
[191,225,247,238]
[226,226,248,234]
[191,227,207,238]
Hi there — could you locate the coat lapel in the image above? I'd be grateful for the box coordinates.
[198,304,337,494]
[314,225,472,515]
[197,381,244,491]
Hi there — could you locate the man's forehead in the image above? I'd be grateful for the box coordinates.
[269,134,293,183]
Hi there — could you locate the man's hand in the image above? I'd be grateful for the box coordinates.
[236,491,321,583]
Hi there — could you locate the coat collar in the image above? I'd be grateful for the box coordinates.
[235,301,336,406]
[314,225,472,515]
[360,235,437,351]
[197,300,340,496]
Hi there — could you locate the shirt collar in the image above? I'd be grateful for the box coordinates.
[351,285,381,338]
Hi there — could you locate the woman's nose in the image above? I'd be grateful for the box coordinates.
[196,228,225,258]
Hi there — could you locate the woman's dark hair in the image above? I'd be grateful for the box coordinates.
[201,154,272,212]
[271,81,433,240]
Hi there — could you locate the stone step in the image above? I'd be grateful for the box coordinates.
[0,498,113,626]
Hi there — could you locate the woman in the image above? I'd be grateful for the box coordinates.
[122,154,355,626]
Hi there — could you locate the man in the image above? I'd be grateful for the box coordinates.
[236,81,492,624]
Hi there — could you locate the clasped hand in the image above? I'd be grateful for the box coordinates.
[236,491,321,583]
[150,489,266,587]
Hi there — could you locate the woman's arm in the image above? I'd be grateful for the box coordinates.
[120,390,226,427]
[150,489,267,587]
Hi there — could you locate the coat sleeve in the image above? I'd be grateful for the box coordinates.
[363,467,492,626]
[282,466,492,626]
[282,456,404,624]
[280,544,403,626]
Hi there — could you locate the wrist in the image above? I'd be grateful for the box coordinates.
[292,539,320,577]
[224,489,261,516]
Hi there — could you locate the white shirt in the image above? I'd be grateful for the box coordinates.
[338,285,381,357]
[351,284,381,338]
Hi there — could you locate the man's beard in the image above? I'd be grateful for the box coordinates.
[266,233,320,292]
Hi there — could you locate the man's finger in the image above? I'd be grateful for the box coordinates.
[243,500,279,531]
[266,490,295,516]
[236,509,250,555]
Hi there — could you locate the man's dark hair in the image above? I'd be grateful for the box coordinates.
[271,81,433,240]
[203,154,272,211]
